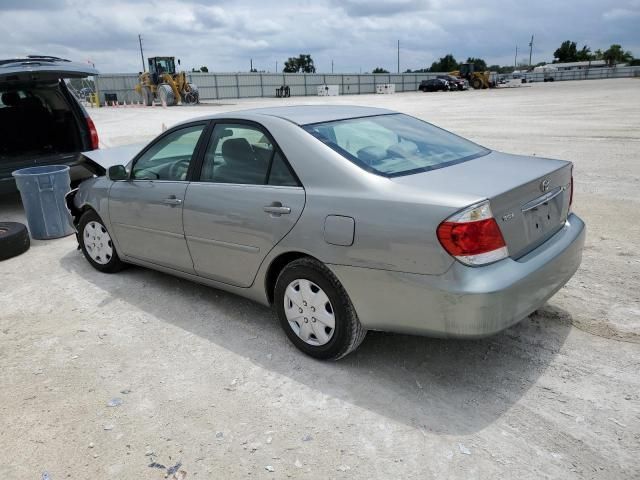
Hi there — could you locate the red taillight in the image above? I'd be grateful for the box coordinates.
[436,201,508,266]
[438,218,506,256]
[86,116,99,150]
[569,166,574,210]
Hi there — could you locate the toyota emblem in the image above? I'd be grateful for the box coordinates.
[540,179,550,192]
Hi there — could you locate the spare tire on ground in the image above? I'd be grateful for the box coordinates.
[0,222,30,261]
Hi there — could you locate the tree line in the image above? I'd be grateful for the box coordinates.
[553,41,636,66]
[251,40,637,75]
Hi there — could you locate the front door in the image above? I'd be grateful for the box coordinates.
[109,123,207,272]
[183,122,305,287]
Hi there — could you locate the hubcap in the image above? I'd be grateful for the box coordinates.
[83,221,113,265]
[284,279,335,346]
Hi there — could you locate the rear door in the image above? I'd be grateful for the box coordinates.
[109,123,207,273]
[183,121,305,287]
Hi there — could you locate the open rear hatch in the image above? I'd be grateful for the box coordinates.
[392,151,573,260]
[0,56,99,187]
[0,56,98,83]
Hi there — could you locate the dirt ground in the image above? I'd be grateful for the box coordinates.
[1,78,639,479]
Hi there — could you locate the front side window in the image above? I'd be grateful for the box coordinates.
[132,125,205,181]
[304,114,489,177]
[200,123,298,186]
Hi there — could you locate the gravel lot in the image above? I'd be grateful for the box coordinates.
[1,78,639,479]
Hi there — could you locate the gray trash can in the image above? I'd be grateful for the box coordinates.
[12,165,75,240]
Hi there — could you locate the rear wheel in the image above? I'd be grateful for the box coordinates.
[183,84,199,104]
[141,86,153,106]
[274,258,366,360]
[78,210,124,273]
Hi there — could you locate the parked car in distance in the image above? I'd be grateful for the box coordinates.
[418,78,450,92]
[69,106,585,360]
[437,75,469,90]
[0,56,99,194]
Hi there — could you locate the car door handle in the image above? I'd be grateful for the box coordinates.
[263,203,291,215]
[163,196,183,206]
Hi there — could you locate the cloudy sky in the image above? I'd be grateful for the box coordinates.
[1,0,638,73]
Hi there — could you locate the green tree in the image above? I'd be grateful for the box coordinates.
[553,40,578,63]
[466,57,487,71]
[603,44,633,66]
[592,49,604,60]
[429,54,458,72]
[372,67,389,73]
[575,46,592,61]
[283,54,316,73]
[192,66,209,72]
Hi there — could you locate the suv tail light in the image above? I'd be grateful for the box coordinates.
[86,116,99,150]
[436,200,508,266]
[569,165,574,211]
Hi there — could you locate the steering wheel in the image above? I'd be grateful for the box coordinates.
[168,159,190,180]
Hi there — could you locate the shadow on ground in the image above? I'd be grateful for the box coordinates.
[60,249,571,435]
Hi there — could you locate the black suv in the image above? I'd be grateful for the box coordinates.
[0,56,99,194]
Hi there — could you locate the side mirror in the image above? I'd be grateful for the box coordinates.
[107,165,128,181]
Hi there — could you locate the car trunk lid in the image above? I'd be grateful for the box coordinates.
[391,150,573,259]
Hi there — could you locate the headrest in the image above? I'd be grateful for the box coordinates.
[221,138,255,166]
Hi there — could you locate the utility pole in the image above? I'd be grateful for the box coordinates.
[250,58,253,71]
[397,39,400,73]
[514,45,518,68]
[331,59,334,73]
[528,35,534,67]
[275,61,278,72]
[138,34,145,72]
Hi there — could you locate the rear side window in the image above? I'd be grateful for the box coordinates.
[268,151,298,187]
[303,113,489,177]
[199,123,300,187]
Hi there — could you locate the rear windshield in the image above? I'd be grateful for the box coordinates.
[303,113,489,177]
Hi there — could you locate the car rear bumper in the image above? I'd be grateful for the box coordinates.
[328,213,585,338]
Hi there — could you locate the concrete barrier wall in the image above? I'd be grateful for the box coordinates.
[94,66,640,104]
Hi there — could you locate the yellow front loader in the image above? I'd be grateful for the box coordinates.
[134,57,199,106]
[450,63,494,89]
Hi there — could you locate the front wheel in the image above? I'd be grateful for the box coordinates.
[274,258,366,360]
[157,84,176,106]
[78,210,125,273]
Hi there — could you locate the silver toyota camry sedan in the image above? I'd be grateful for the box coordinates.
[68,105,585,360]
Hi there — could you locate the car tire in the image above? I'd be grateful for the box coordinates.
[274,258,367,360]
[0,222,30,261]
[78,210,125,273]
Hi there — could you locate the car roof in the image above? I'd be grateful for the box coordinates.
[186,105,397,126]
